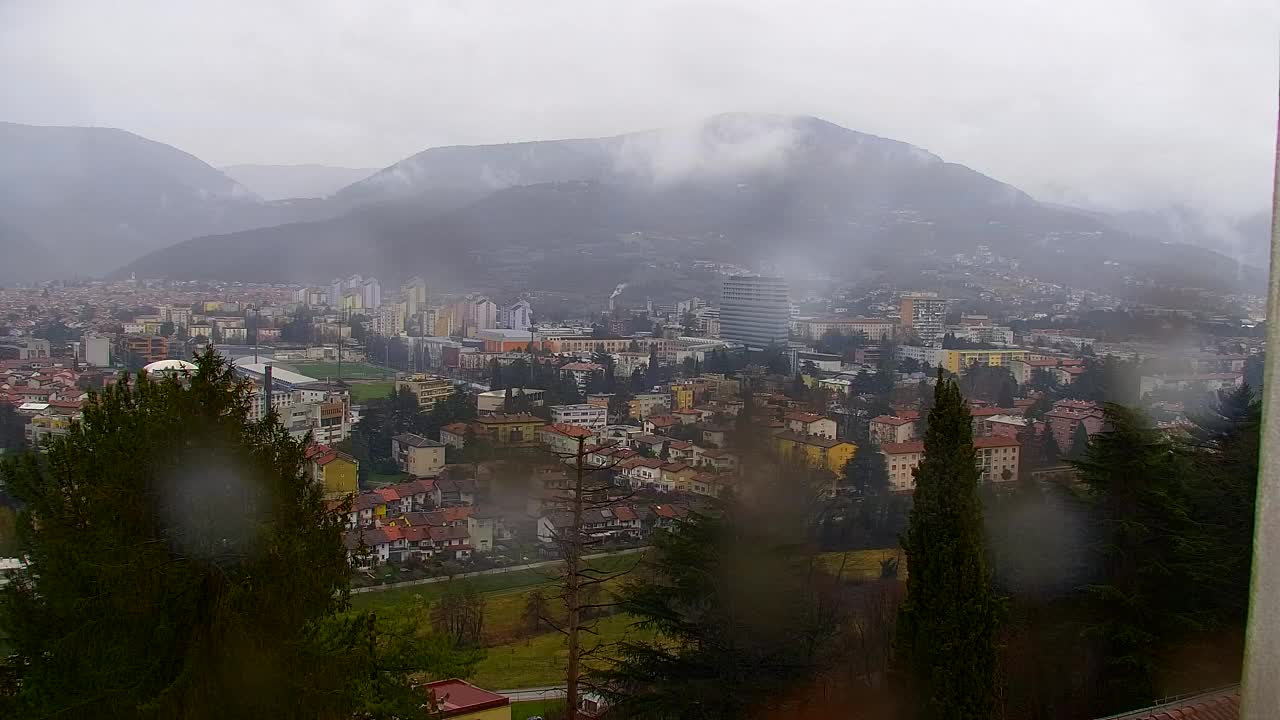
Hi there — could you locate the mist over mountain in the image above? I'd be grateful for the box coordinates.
[1099,205,1271,269]
[221,164,379,201]
[125,113,1261,295]
[0,122,326,279]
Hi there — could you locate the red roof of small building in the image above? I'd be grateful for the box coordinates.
[422,679,510,717]
[881,441,926,455]
[542,423,595,439]
[871,415,914,426]
[783,411,825,423]
[611,505,639,522]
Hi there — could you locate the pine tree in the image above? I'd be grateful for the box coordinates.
[895,375,1000,719]
[841,442,889,496]
[593,476,838,719]
[1069,421,1091,461]
[1073,403,1209,713]
[0,348,472,719]
[1183,384,1260,623]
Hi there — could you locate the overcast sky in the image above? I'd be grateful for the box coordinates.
[2,0,1276,215]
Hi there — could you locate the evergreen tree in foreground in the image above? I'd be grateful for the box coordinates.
[1073,403,1209,714]
[594,472,839,719]
[0,349,472,719]
[1183,384,1260,623]
[895,375,1000,719]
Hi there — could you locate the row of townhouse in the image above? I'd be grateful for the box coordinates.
[338,476,477,529]
[535,502,689,543]
[343,505,507,567]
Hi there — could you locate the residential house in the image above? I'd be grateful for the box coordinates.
[643,415,680,435]
[693,447,739,473]
[699,425,730,448]
[1044,399,1106,449]
[559,361,604,390]
[433,477,477,507]
[774,431,856,474]
[783,411,837,439]
[549,403,607,431]
[976,435,1021,483]
[617,457,665,489]
[474,414,544,448]
[538,423,597,458]
[664,439,696,463]
[881,441,925,493]
[303,444,358,499]
[869,415,916,445]
[395,374,454,410]
[628,392,671,420]
[392,433,446,477]
[659,462,698,492]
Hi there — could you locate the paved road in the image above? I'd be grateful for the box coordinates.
[497,685,567,702]
[351,546,647,595]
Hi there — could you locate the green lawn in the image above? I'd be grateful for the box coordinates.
[818,547,903,580]
[289,361,395,380]
[512,699,564,720]
[349,381,395,403]
[363,470,408,488]
[471,613,653,689]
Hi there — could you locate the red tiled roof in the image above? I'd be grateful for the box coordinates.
[440,422,469,435]
[422,679,510,717]
[881,441,926,455]
[611,505,639,522]
[871,415,913,426]
[542,422,595,438]
[783,411,824,423]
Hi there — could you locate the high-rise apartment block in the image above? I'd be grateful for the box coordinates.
[719,275,790,350]
[899,292,947,344]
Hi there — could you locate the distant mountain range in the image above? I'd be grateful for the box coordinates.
[220,164,378,201]
[0,115,1268,294]
[0,122,330,282]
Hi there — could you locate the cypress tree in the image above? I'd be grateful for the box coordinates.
[895,375,1000,719]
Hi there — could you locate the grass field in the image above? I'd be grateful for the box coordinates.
[289,361,395,381]
[472,613,653,689]
[362,469,408,488]
[512,699,564,720]
[349,381,395,403]
[818,547,904,580]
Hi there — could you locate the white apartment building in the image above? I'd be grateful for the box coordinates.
[720,275,790,350]
[899,292,947,344]
[550,404,608,431]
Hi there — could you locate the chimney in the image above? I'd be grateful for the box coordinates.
[263,364,273,418]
